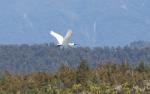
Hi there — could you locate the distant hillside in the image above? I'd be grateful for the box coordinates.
[0,43,150,74]
[0,0,150,46]
[129,41,150,49]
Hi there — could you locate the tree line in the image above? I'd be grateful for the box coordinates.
[0,42,150,74]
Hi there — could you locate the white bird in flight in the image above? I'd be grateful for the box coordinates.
[50,30,77,47]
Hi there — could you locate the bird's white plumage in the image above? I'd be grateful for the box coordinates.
[50,31,64,44]
[63,30,73,45]
[50,30,77,47]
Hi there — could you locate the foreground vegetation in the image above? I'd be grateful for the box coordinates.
[0,60,150,94]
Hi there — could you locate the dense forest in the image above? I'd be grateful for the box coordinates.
[0,41,150,74]
[0,41,150,93]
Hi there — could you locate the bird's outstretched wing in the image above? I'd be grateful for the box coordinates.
[50,31,64,44]
[63,29,73,45]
